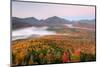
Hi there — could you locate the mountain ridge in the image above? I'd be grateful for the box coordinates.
[12,16,95,29]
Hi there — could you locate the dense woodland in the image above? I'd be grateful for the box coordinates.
[12,29,96,66]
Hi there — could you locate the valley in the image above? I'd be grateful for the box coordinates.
[11,16,96,66]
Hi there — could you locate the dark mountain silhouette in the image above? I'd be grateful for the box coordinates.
[12,17,34,29]
[12,16,71,29]
[44,16,71,25]
[23,17,40,24]
[12,16,95,29]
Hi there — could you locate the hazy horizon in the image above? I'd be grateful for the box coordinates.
[12,1,95,21]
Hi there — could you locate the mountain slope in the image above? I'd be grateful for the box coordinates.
[12,16,95,30]
[43,16,71,26]
[73,19,95,29]
[12,17,33,29]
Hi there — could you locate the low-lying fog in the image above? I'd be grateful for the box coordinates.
[12,26,56,40]
[12,24,93,41]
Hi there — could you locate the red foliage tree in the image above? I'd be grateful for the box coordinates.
[62,51,70,63]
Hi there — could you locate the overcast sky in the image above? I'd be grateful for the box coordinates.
[12,1,95,20]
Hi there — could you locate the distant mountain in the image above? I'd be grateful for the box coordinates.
[78,19,95,24]
[23,17,40,24]
[73,19,95,29]
[12,17,33,29]
[12,16,95,29]
[44,16,71,25]
[12,16,72,29]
